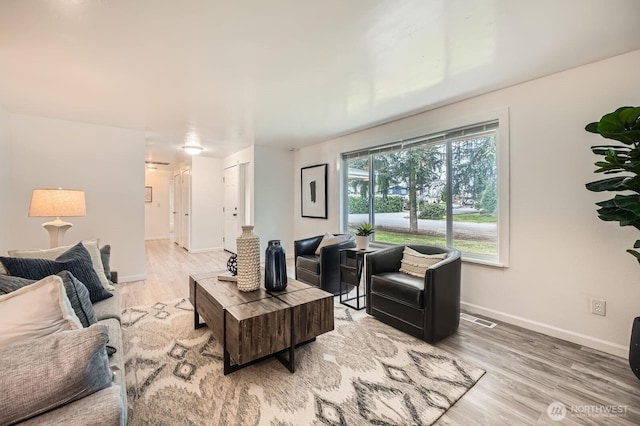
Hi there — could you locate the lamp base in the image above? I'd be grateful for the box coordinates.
[42,218,73,248]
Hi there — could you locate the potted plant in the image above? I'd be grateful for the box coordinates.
[355,222,375,250]
[584,106,640,379]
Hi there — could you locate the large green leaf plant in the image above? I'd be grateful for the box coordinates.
[585,106,640,261]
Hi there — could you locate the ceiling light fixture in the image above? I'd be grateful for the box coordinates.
[147,164,157,172]
[182,128,203,155]
[182,144,203,155]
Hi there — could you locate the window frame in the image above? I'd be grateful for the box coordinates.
[341,109,510,267]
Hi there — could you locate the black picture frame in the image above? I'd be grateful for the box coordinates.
[301,163,328,219]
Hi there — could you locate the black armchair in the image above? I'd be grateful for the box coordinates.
[294,234,356,295]
[366,245,461,343]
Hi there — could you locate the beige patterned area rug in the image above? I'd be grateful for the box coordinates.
[123,299,484,425]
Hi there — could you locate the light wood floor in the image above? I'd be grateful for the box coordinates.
[120,240,640,425]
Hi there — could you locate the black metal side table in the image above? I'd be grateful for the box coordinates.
[339,248,376,310]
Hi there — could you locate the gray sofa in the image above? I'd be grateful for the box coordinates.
[1,273,126,426]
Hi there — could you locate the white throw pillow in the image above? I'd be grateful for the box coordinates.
[8,239,115,291]
[79,239,114,291]
[399,247,447,278]
[8,245,68,259]
[315,233,349,255]
[0,275,83,346]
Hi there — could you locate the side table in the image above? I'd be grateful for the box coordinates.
[339,248,376,310]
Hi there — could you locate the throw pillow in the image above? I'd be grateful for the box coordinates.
[315,233,350,255]
[8,245,68,259]
[8,239,115,291]
[0,323,112,425]
[100,244,113,283]
[399,247,447,278]
[0,274,33,294]
[0,271,97,327]
[55,271,98,327]
[0,275,83,347]
[82,239,115,291]
[0,242,113,303]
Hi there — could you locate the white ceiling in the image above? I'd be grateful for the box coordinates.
[1,0,640,167]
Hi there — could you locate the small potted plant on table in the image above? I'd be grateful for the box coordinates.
[355,222,375,250]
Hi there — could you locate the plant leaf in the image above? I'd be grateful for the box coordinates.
[618,107,640,128]
[585,122,599,133]
[591,146,631,156]
[626,249,640,262]
[613,194,640,216]
[585,176,629,192]
[597,108,640,144]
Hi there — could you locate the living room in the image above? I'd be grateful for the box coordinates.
[2,1,640,425]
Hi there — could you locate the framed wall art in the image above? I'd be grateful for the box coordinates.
[301,163,328,219]
[145,186,153,203]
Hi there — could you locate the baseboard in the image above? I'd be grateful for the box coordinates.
[118,274,146,283]
[461,302,628,359]
[188,247,222,254]
[145,236,169,241]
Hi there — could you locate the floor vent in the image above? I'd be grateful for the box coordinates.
[460,313,497,328]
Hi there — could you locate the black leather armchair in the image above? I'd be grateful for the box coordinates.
[294,234,356,295]
[366,245,461,343]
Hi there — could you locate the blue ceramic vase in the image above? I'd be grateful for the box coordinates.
[265,240,287,291]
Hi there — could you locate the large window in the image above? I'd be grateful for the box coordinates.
[343,120,507,265]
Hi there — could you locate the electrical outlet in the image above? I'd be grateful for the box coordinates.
[591,298,606,316]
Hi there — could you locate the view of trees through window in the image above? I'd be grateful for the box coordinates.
[344,124,498,259]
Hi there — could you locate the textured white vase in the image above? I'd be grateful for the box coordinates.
[236,225,261,292]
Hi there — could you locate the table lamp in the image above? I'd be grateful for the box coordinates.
[28,188,86,248]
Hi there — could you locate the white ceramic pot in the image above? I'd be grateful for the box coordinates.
[355,235,369,250]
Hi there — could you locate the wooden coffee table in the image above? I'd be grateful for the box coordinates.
[189,271,334,375]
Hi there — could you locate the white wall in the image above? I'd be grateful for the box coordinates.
[294,49,640,357]
[0,105,10,253]
[7,114,146,282]
[254,145,294,258]
[144,169,172,240]
[190,156,224,252]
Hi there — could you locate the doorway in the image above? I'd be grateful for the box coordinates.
[223,163,248,253]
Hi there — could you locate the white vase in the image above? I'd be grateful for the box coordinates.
[355,235,369,250]
[236,225,261,292]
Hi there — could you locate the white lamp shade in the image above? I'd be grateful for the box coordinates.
[29,189,86,218]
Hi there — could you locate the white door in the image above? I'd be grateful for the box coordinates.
[180,168,191,250]
[224,165,239,253]
[173,171,182,245]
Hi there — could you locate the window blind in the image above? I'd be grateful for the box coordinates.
[342,120,498,159]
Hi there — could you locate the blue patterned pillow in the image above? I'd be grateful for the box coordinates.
[0,271,97,327]
[0,242,112,303]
